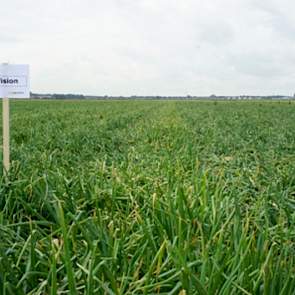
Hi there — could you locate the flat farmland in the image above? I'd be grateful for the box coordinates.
[1,100,295,294]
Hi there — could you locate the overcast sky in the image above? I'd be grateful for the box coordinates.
[1,0,295,96]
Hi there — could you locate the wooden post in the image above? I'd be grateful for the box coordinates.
[3,97,10,173]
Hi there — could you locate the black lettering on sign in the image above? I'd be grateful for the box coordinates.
[0,78,19,84]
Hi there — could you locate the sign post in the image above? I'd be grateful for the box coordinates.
[3,97,10,172]
[0,63,30,174]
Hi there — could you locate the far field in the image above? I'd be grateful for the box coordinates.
[1,100,295,294]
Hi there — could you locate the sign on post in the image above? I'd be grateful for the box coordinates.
[0,63,30,173]
[0,64,30,98]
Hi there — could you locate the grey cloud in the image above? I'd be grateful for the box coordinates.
[0,34,20,44]
[1,0,295,96]
[199,22,235,45]
[228,53,291,78]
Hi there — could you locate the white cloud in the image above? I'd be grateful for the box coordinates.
[1,0,295,95]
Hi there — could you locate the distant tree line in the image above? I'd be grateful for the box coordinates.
[30,92,295,100]
[30,92,85,99]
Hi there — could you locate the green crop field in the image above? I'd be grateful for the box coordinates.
[1,100,295,294]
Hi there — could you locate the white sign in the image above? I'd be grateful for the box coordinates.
[0,64,30,98]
